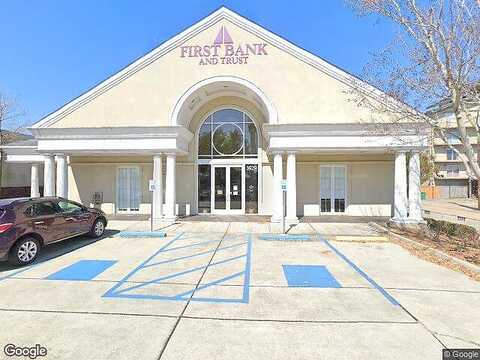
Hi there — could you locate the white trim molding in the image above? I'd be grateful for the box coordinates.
[171,75,278,127]
[263,123,430,152]
[29,126,194,155]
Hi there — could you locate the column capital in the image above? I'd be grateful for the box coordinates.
[271,151,284,156]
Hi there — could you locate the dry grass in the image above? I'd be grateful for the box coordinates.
[388,231,480,282]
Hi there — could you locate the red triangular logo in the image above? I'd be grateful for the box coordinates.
[213,25,233,45]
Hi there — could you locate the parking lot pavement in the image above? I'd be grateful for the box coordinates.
[0,220,478,359]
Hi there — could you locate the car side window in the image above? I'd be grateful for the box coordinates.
[32,202,58,216]
[23,205,34,217]
[57,201,83,214]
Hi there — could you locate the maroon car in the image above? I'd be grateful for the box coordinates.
[0,197,107,266]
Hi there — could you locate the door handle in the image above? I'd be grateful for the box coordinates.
[34,221,45,225]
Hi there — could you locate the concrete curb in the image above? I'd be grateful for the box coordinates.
[369,222,480,275]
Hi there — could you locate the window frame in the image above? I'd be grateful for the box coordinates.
[197,108,259,159]
[116,165,142,213]
[25,201,59,217]
[446,148,458,161]
[319,164,348,215]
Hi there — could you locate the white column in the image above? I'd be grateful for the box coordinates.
[152,154,163,220]
[393,151,408,222]
[271,152,283,222]
[43,154,55,197]
[286,152,298,224]
[56,155,68,198]
[408,151,423,222]
[30,164,40,198]
[164,153,177,221]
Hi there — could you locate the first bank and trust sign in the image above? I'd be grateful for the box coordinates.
[180,25,269,65]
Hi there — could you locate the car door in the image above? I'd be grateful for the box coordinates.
[56,200,92,235]
[28,201,67,244]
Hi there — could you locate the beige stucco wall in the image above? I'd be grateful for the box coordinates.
[68,156,196,215]
[48,18,395,129]
[68,158,153,214]
[296,155,394,217]
[2,163,43,188]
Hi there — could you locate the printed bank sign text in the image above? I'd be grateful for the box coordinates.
[180,26,268,65]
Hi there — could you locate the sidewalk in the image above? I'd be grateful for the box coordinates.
[422,198,480,230]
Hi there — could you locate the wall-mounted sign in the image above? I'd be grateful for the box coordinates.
[180,25,268,66]
[149,180,155,192]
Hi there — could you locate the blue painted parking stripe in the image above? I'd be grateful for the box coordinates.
[46,260,117,281]
[115,253,247,295]
[158,239,220,253]
[260,234,310,241]
[175,271,245,299]
[118,231,166,238]
[242,234,252,302]
[104,232,252,303]
[143,241,247,268]
[318,234,399,306]
[0,264,37,282]
[103,232,185,297]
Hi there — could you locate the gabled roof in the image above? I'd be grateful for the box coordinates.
[32,6,412,129]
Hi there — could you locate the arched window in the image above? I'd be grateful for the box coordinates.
[198,109,258,159]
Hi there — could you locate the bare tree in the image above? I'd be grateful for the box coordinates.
[347,0,480,204]
[0,93,25,193]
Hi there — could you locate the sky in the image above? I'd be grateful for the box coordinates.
[0,0,395,130]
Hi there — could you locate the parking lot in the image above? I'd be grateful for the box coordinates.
[0,220,479,359]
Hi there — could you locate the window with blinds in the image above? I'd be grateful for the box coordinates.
[320,165,346,213]
[117,167,141,212]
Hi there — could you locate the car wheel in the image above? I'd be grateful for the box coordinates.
[90,218,106,238]
[9,237,40,266]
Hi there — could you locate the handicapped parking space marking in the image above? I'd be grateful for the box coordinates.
[282,265,341,288]
[46,260,117,281]
[103,232,252,303]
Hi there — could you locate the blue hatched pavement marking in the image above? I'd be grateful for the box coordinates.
[103,233,252,303]
[103,232,186,298]
[142,241,247,268]
[114,253,246,295]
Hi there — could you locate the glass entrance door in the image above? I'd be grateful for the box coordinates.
[212,165,244,214]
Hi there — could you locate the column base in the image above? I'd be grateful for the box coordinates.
[407,217,427,224]
[270,216,282,223]
[285,217,299,226]
[390,217,426,225]
[163,215,178,223]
